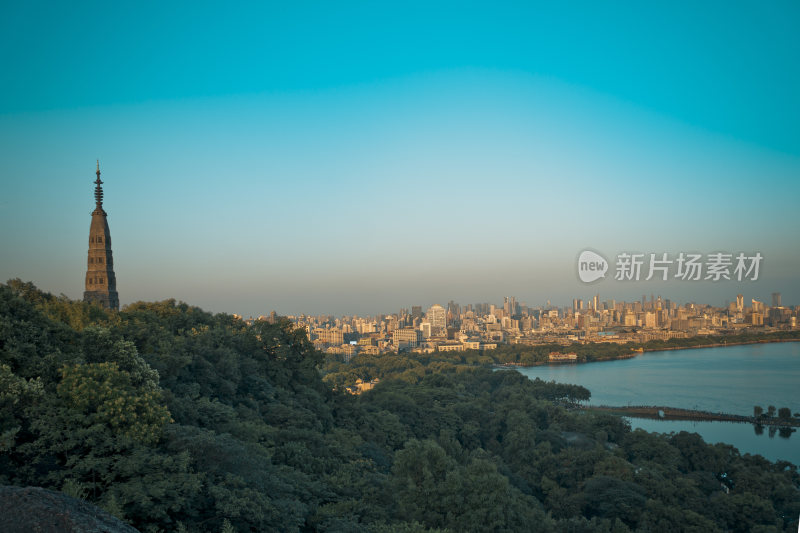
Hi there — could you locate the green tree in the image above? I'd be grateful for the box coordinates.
[391,439,455,527]
[440,456,548,532]
[57,362,171,444]
[582,475,646,527]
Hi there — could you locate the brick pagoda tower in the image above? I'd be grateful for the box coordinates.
[83,161,119,310]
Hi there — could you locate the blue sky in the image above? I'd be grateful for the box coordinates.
[1,1,799,316]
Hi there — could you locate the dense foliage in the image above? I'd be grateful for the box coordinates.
[1,280,799,532]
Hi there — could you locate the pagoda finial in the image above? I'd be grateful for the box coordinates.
[94,161,104,209]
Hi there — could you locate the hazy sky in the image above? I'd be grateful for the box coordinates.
[2,2,799,316]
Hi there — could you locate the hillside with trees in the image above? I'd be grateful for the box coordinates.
[1,280,798,532]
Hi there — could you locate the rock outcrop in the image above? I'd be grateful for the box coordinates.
[0,486,139,533]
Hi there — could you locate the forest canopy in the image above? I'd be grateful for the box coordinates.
[1,280,798,532]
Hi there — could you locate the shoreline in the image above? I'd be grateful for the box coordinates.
[582,404,800,428]
[640,337,800,355]
[493,336,800,369]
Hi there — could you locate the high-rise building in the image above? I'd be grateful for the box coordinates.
[503,296,516,317]
[83,161,119,311]
[427,304,446,333]
[736,294,744,312]
[772,292,782,308]
[420,322,432,338]
[448,300,460,316]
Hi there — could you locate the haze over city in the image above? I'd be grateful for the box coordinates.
[2,2,799,316]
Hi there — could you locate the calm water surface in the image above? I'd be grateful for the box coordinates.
[514,342,800,464]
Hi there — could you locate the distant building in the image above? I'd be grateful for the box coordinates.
[427,304,446,334]
[420,322,432,338]
[504,296,516,317]
[393,328,422,350]
[342,343,358,361]
[347,378,380,395]
[256,311,279,323]
[437,343,465,352]
[83,161,119,311]
[772,292,781,308]
[549,352,578,362]
[313,327,344,346]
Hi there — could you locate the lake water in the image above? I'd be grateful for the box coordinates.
[514,342,800,465]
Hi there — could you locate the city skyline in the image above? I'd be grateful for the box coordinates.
[264,290,793,321]
[283,289,797,360]
[2,3,799,317]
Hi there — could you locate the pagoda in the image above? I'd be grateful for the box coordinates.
[83,161,119,310]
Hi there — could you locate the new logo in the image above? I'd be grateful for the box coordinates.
[578,250,608,283]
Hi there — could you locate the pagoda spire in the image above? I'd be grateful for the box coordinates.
[93,160,105,213]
